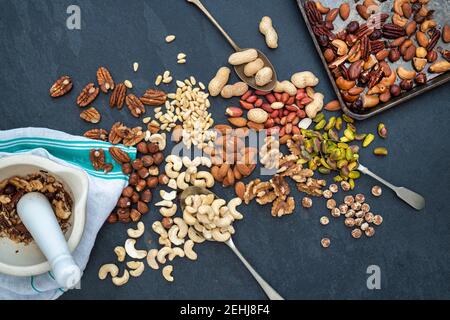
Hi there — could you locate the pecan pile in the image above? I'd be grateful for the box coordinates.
[304,0,450,112]
[0,172,72,244]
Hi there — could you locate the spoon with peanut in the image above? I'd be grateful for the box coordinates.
[187,0,278,91]
[180,186,284,300]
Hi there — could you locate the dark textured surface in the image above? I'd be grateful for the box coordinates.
[0,0,449,300]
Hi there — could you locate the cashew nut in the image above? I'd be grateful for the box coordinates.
[159,236,171,247]
[162,265,174,282]
[212,229,231,242]
[112,270,130,286]
[166,155,182,171]
[211,199,226,214]
[173,217,188,239]
[160,190,177,201]
[183,209,197,225]
[184,240,198,261]
[148,133,166,151]
[213,213,234,228]
[158,247,173,264]
[227,197,243,220]
[155,199,174,207]
[200,156,212,167]
[168,178,177,189]
[146,249,159,270]
[127,261,145,277]
[98,263,119,280]
[188,226,205,243]
[168,247,185,261]
[152,221,168,238]
[160,203,178,217]
[176,172,189,190]
[168,225,185,246]
[397,66,416,80]
[125,239,147,260]
[165,163,180,179]
[193,171,214,188]
[114,246,126,262]
[127,221,145,239]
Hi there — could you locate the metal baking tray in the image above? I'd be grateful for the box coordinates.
[296,0,450,120]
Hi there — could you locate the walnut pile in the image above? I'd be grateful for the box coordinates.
[0,172,72,244]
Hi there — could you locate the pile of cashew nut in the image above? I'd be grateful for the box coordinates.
[165,155,214,191]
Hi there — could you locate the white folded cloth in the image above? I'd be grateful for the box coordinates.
[0,128,136,299]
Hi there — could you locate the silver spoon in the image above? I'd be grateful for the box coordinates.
[186,0,278,91]
[180,186,285,300]
[357,163,425,210]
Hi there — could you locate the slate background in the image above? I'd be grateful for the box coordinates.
[0,0,449,300]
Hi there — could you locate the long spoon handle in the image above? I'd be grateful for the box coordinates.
[358,163,425,210]
[226,238,284,300]
[186,0,241,51]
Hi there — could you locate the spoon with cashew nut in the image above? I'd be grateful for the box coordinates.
[186,0,277,91]
[180,186,284,300]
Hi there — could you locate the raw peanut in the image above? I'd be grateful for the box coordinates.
[286,96,295,105]
[208,67,231,97]
[339,3,350,20]
[228,117,248,127]
[246,95,258,103]
[259,16,278,49]
[261,103,273,113]
[324,100,341,111]
[241,90,253,100]
[244,58,265,77]
[240,100,254,110]
[225,107,243,117]
[247,121,264,131]
[255,67,273,86]
[254,98,263,107]
[273,80,297,96]
[221,82,249,98]
[266,93,276,103]
[228,49,258,65]
[247,108,269,124]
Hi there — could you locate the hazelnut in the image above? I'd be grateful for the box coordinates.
[147,142,160,154]
[373,215,383,226]
[158,174,169,185]
[129,173,139,186]
[344,218,355,227]
[131,191,140,203]
[351,228,362,239]
[323,190,333,199]
[136,179,147,192]
[162,217,173,229]
[426,50,438,63]
[329,184,338,193]
[400,79,413,91]
[344,195,354,205]
[117,197,131,208]
[117,208,131,223]
[152,152,164,165]
[130,209,142,222]
[137,167,150,179]
[107,213,118,224]
[320,216,329,225]
[136,142,148,154]
[122,186,134,198]
[122,163,132,175]
[146,176,159,188]
[354,218,364,227]
[346,21,359,34]
[351,202,362,211]
[345,209,355,218]
[140,189,152,203]
[361,203,370,213]
[326,199,336,209]
[355,210,364,218]
[137,201,149,214]
[331,207,341,218]
[364,212,374,223]
[339,204,348,214]
[323,48,336,63]
[371,185,382,197]
[415,72,427,85]
[390,84,401,97]
[141,155,154,167]
[132,159,143,170]
[340,181,351,191]
[365,227,375,237]
[321,238,331,248]
[301,197,313,208]
[148,165,159,176]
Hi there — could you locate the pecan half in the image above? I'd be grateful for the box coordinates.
[382,23,406,39]
[96,67,115,93]
[76,83,99,107]
[89,149,105,171]
[109,83,126,109]
[140,89,167,106]
[305,1,323,26]
[109,147,131,164]
[108,122,123,144]
[83,128,108,141]
[49,76,73,98]
[126,94,145,118]
[80,107,101,124]
[426,29,440,51]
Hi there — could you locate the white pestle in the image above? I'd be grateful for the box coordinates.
[17,192,81,289]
